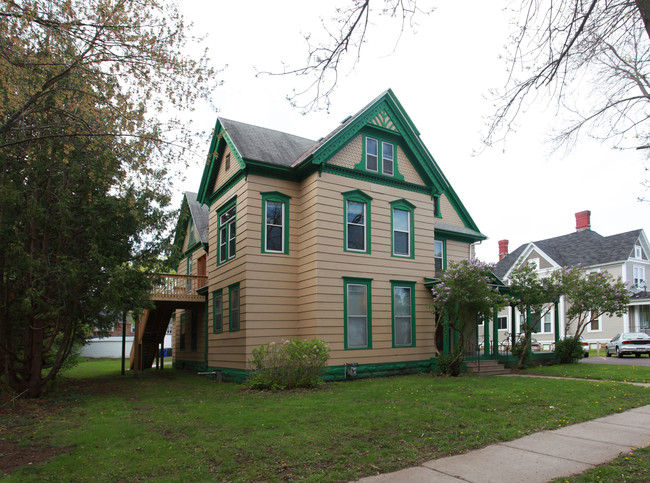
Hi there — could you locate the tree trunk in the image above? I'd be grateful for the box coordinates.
[635,0,650,40]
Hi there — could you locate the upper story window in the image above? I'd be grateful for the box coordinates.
[218,199,236,265]
[434,240,445,273]
[382,142,394,176]
[343,190,372,254]
[635,245,643,259]
[225,152,231,171]
[366,137,378,172]
[261,192,291,254]
[528,258,540,270]
[390,199,415,258]
[364,136,394,176]
[433,195,441,218]
[634,265,646,288]
[188,217,195,245]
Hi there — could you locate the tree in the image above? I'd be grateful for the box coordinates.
[486,0,650,155]
[508,264,562,369]
[430,258,508,376]
[0,0,216,398]
[553,266,630,338]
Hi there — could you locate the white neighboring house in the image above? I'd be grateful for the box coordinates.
[492,211,650,349]
[81,319,173,358]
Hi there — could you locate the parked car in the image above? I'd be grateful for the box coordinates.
[578,336,590,357]
[530,338,541,352]
[605,332,650,358]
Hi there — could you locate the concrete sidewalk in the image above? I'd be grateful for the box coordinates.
[357,404,650,483]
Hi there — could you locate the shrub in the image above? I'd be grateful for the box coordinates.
[248,338,330,390]
[554,337,584,364]
[436,346,464,376]
[512,341,532,368]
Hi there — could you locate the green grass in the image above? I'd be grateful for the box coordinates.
[523,363,650,383]
[1,359,648,482]
[551,444,650,483]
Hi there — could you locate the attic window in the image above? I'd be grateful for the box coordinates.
[635,245,643,259]
[366,137,378,172]
[225,153,231,170]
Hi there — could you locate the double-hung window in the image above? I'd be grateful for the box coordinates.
[392,281,415,347]
[344,277,372,349]
[343,190,372,254]
[212,290,223,333]
[634,266,646,288]
[390,199,415,258]
[218,200,236,264]
[366,137,378,172]
[229,283,240,331]
[186,256,194,291]
[497,316,508,330]
[382,142,394,176]
[434,240,445,273]
[261,192,290,254]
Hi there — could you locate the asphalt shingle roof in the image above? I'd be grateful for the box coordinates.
[494,228,642,279]
[185,191,210,245]
[220,118,316,167]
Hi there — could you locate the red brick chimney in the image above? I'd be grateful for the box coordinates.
[498,239,509,261]
[575,210,591,232]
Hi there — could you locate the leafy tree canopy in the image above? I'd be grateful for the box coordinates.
[0,0,217,398]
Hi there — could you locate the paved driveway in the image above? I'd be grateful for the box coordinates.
[579,355,650,366]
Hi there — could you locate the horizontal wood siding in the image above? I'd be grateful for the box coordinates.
[446,239,471,263]
[439,193,464,227]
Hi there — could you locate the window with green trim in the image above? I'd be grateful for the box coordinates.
[218,199,236,264]
[366,137,378,172]
[434,240,445,273]
[344,277,372,349]
[186,255,193,291]
[343,190,372,254]
[179,313,186,351]
[390,199,415,258]
[213,290,223,333]
[261,192,291,254]
[392,281,415,347]
[433,195,441,218]
[382,142,394,176]
[229,283,240,331]
[188,217,195,245]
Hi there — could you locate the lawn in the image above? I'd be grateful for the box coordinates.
[523,362,650,383]
[0,359,648,482]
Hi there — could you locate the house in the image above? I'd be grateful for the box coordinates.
[493,210,650,349]
[168,89,486,381]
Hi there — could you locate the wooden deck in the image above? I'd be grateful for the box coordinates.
[149,273,207,302]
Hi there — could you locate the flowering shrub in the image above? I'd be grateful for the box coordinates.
[554,337,584,364]
[248,338,330,390]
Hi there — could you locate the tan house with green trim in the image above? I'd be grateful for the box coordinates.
[170,90,486,381]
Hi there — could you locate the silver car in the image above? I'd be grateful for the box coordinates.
[605,332,650,358]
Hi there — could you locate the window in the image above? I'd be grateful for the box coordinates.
[382,142,394,176]
[213,290,223,333]
[190,312,197,352]
[588,310,600,332]
[186,256,193,291]
[543,313,552,333]
[197,254,206,277]
[343,190,372,254]
[390,199,415,258]
[392,281,415,347]
[640,306,650,330]
[188,217,195,245]
[635,245,643,259]
[433,195,441,218]
[634,266,646,288]
[225,152,231,170]
[344,277,372,349]
[497,316,508,330]
[179,313,186,351]
[528,258,540,270]
[366,137,378,172]
[533,312,552,334]
[434,240,445,273]
[218,200,236,264]
[229,283,240,331]
[261,192,290,254]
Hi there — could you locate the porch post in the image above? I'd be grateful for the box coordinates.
[483,316,490,357]
[554,299,560,345]
[492,311,499,358]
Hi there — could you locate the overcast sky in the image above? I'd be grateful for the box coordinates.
[177,0,649,264]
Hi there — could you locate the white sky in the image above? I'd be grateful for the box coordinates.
[177,0,649,264]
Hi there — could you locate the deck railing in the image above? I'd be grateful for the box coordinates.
[149,273,208,299]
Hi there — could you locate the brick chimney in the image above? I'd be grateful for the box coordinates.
[575,210,591,232]
[498,239,509,261]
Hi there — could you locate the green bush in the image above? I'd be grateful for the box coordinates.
[554,337,585,364]
[248,338,330,390]
[436,346,464,376]
[512,341,532,368]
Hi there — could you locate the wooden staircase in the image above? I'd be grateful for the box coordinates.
[465,360,511,376]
